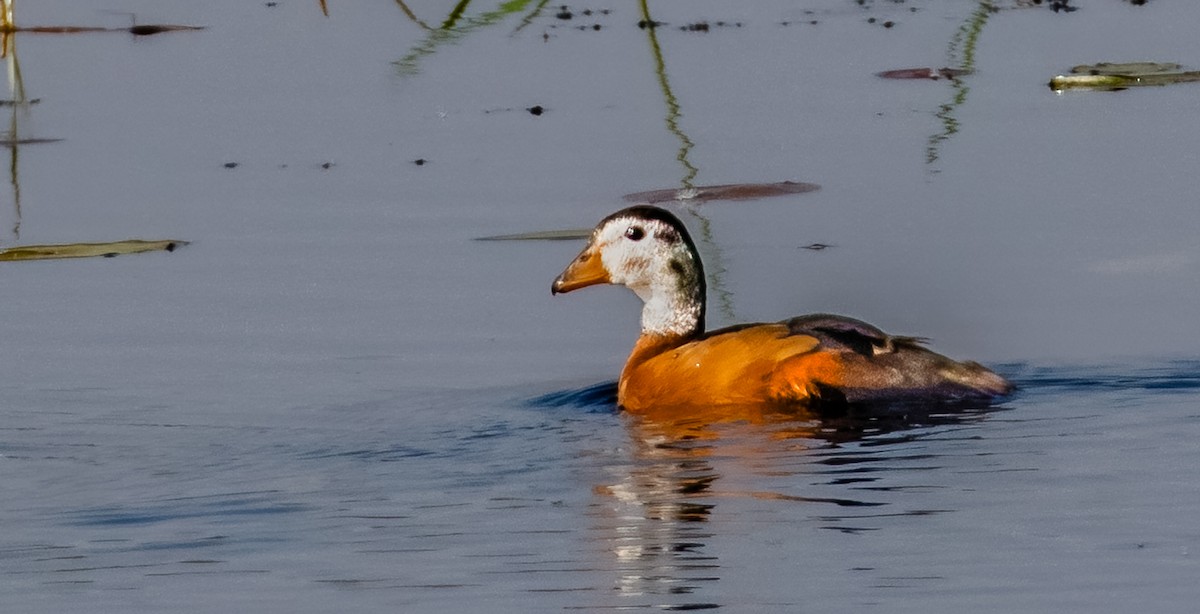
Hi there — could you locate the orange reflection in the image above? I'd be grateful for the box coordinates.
[623,403,824,447]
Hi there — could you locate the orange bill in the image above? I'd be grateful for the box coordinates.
[552,245,610,294]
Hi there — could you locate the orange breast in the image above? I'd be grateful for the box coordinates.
[618,324,846,412]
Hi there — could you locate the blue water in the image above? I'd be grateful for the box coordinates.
[6,363,1200,612]
[4,1,1200,612]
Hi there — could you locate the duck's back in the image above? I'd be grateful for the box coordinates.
[618,313,1012,411]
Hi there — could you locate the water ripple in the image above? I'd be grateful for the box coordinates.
[1004,361,1200,392]
[528,381,619,412]
[68,492,310,528]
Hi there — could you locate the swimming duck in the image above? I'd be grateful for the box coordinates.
[551,205,1012,412]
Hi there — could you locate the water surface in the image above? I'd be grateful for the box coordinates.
[3,1,1200,612]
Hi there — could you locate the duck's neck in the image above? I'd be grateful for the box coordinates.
[620,297,703,406]
[619,285,704,393]
[638,289,705,339]
[630,247,706,339]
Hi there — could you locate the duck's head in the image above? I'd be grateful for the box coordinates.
[552,205,706,337]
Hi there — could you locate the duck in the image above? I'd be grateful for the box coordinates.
[551,205,1013,412]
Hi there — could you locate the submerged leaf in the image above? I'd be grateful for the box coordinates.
[1049,74,1140,91]
[0,239,189,261]
[1070,62,1181,76]
[622,181,820,205]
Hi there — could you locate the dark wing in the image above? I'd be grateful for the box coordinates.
[782,313,1011,404]
[783,313,925,357]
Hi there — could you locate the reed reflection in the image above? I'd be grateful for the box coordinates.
[925,1,993,166]
[392,0,547,77]
[2,24,26,240]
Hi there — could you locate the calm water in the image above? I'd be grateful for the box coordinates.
[3,1,1200,612]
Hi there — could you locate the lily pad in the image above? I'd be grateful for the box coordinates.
[1050,62,1200,91]
[622,181,820,205]
[0,239,188,262]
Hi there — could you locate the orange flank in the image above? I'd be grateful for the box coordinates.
[620,324,826,411]
[552,205,1013,412]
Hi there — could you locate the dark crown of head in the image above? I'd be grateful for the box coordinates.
[602,205,690,245]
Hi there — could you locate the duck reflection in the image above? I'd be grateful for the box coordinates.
[590,412,724,602]
[587,400,996,609]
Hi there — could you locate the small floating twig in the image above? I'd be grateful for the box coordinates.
[127,24,205,36]
[0,137,61,145]
[5,25,108,33]
[475,228,591,241]
[0,239,188,261]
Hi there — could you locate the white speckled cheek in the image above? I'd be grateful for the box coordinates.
[598,239,628,284]
[597,222,647,287]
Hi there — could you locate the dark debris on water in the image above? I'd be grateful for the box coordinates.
[482,105,548,116]
[552,5,612,29]
[554,6,612,20]
[1022,0,1079,12]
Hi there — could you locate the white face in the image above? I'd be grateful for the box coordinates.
[593,216,686,300]
[574,209,705,337]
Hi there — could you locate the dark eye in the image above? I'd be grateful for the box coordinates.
[625,226,645,241]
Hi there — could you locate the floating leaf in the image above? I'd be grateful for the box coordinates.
[480,180,822,242]
[622,181,820,205]
[1050,62,1200,91]
[0,239,188,261]
[877,67,971,80]
[475,228,591,241]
